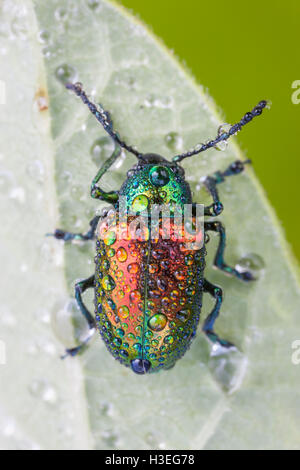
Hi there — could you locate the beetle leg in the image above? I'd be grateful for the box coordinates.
[49,215,101,242]
[202,279,234,348]
[90,144,121,203]
[203,160,251,216]
[62,275,96,358]
[205,221,255,281]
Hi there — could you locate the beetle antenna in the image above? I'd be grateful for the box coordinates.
[66,82,143,159]
[172,100,269,163]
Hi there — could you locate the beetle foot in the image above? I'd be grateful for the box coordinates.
[61,346,84,359]
[237,270,257,282]
[210,342,238,357]
[204,329,237,356]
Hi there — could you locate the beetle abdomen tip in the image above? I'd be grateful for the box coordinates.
[131,359,151,375]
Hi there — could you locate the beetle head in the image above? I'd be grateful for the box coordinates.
[132,153,185,178]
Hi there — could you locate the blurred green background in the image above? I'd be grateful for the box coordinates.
[120,0,300,262]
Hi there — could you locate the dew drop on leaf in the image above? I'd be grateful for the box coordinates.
[29,379,58,406]
[55,64,77,85]
[37,29,51,44]
[207,349,248,394]
[54,7,68,21]
[236,253,265,278]
[86,0,101,11]
[51,298,90,347]
[164,131,183,152]
[90,137,115,167]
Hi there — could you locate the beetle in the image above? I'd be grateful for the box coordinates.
[51,82,267,374]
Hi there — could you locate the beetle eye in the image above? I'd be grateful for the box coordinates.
[149,166,170,187]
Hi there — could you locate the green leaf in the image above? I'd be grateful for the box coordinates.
[1,0,300,450]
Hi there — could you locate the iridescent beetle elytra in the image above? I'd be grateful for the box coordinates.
[51,82,267,374]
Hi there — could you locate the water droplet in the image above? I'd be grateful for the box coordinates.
[118,306,129,319]
[98,401,114,417]
[149,166,170,187]
[29,379,58,406]
[113,337,122,347]
[55,64,77,85]
[235,253,265,278]
[184,254,194,266]
[194,143,203,152]
[133,342,142,353]
[42,47,52,60]
[144,94,173,109]
[116,269,124,279]
[116,328,125,338]
[102,259,110,271]
[61,170,72,184]
[261,100,272,110]
[147,300,155,310]
[106,248,115,258]
[37,30,50,44]
[218,123,231,134]
[90,137,115,167]
[174,269,185,281]
[145,432,157,446]
[87,0,101,10]
[170,289,179,299]
[157,278,167,292]
[129,290,141,302]
[176,309,190,322]
[102,275,116,291]
[117,289,125,299]
[100,429,119,448]
[114,74,137,90]
[149,289,161,299]
[214,140,228,151]
[158,441,167,449]
[26,160,44,183]
[131,194,149,213]
[164,132,183,152]
[9,186,26,204]
[71,184,85,201]
[54,7,68,21]
[51,298,90,347]
[103,230,116,246]
[152,248,167,260]
[11,15,29,40]
[208,348,248,394]
[164,335,174,344]
[127,263,138,274]
[148,313,167,332]
[149,263,159,274]
[116,247,127,262]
